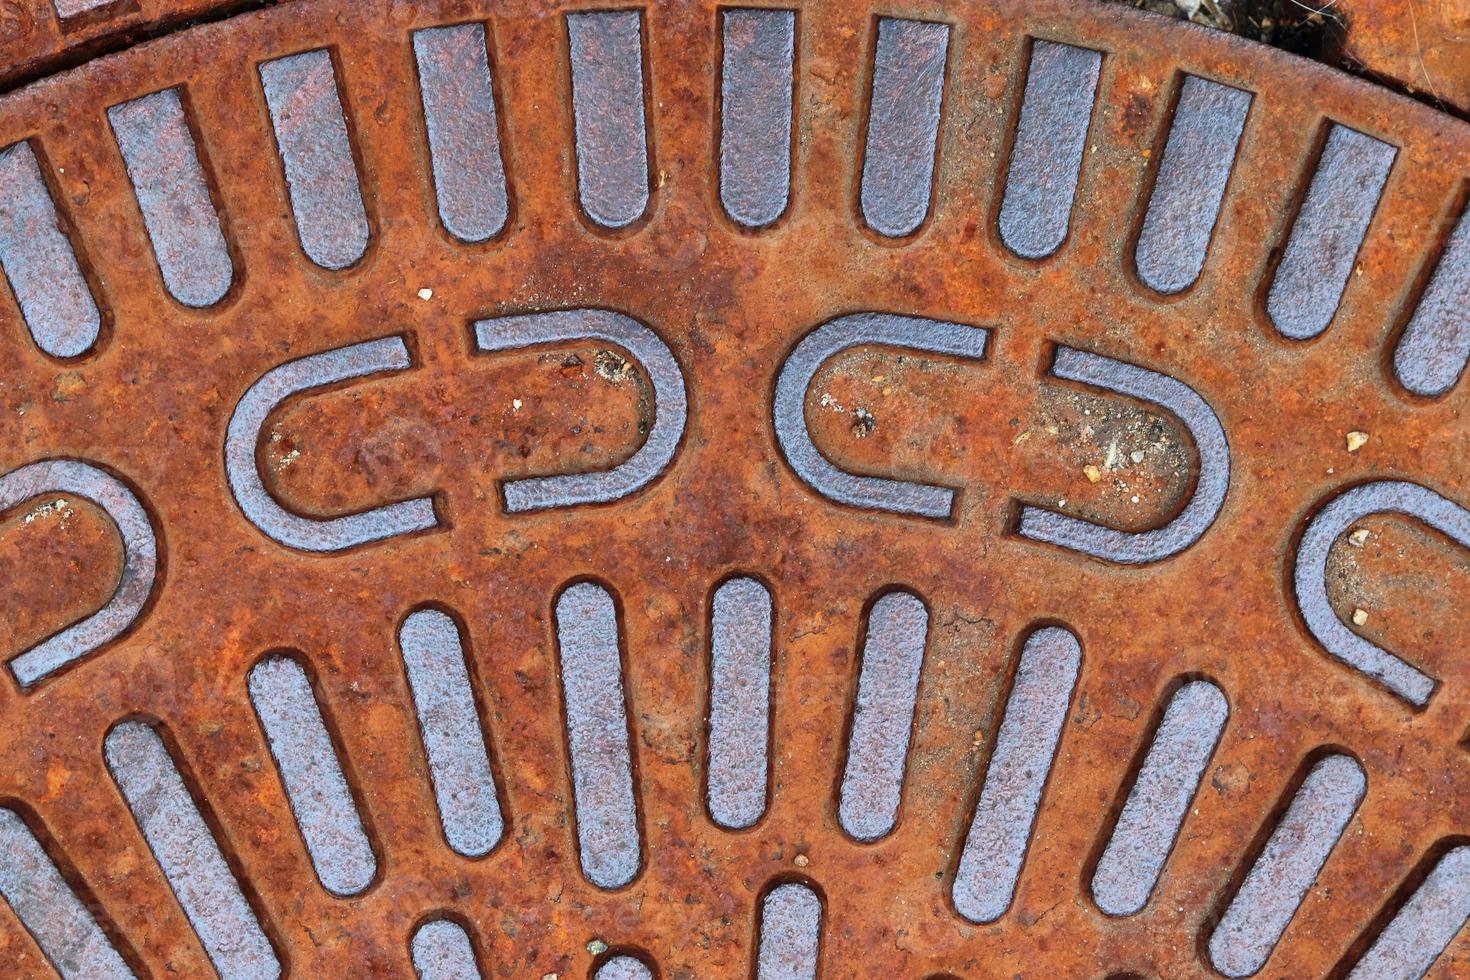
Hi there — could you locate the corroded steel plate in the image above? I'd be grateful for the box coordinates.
[0,0,1467,978]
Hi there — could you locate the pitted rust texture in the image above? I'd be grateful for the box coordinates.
[0,0,1467,977]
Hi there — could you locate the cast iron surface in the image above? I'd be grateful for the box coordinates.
[0,0,1467,977]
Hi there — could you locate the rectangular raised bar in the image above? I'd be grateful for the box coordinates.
[413,23,510,243]
[858,17,949,238]
[1134,75,1251,294]
[707,577,773,830]
[0,141,101,358]
[719,8,795,229]
[105,721,279,980]
[567,11,650,229]
[556,582,642,889]
[108,88,233,307]
[399,608,504,857]
[248,655,377,897]
[258,50,370,270]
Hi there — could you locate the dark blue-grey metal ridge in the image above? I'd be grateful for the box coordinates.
[224,335,440,552]
[1,459,157,688]
[1293,480,1470,707]
[474,309,687,513]
[773,312,990,519]
[1017,346,1230,563]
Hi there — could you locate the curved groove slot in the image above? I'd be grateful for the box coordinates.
[104,720,280,980]
[859,17,950,238]
[413,23,510,244]
[473,309,687,512]
[707,576,773,830]
[0,141,102,358]
[1,459,157,689]
[772,312,990,518]
[756,881,822,980]
[555,582,642,890]
[1392,196,1470,397]
[1134,75,1251,295]
[1091,679,1228,916]
[567,10,650,230]
[411,918,482,980]
[258,49,370,270]
[596,954,654,980]
[1293,480,1470,707]
[224,335,440,552]
[247,655,377,897]
[997,40,1101,260]
[399,608,504,857]
[719,8,795,229]
[107,88,234,308]
[1348,845,1470,979]
[1265,124,1395,340]
[838,590,928,842]
[1017,346,1229,563]
[0,807,134,979]
[953,626,1081,924]
[1207,753,1366,978]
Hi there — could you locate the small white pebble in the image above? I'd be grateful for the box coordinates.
[1129,450,1145,464]
[1348,528,1370,547]
[417,287,433,301]
[1346,431,1369,453]
[1130,495,1140,504]
[1352,608,1369,626]
[512,398,523,412]
[587,939,608,956]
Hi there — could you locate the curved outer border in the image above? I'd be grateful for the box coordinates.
[1017,346,1230,564]
[473,309,687,513]
[224,335,440,552]
[1293,480,1470,707]
[1,458,157,687]
[772,312,990,519]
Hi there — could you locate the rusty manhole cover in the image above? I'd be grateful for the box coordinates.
[0,0,1467,977]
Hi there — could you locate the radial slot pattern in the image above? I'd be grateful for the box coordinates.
[107,87,232,307]
[953,626,1082,923]
[1091,680,1229,916]
[1265,124,1395,340]
[399,608,503,858]
[756,882,822,980]
[0,140,101,357]
[555,582,642,890]
[0,0,1467,975]
[104,721,279,980]
[258,49,370,270]
[412,22,509,243]
[0,808,133,979]
[837,590,928,841]
[1208,754,1367,977]
[248,655,377,897]
[706,576,774,830]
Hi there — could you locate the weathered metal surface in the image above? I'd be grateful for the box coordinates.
[0,0,1466,977]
